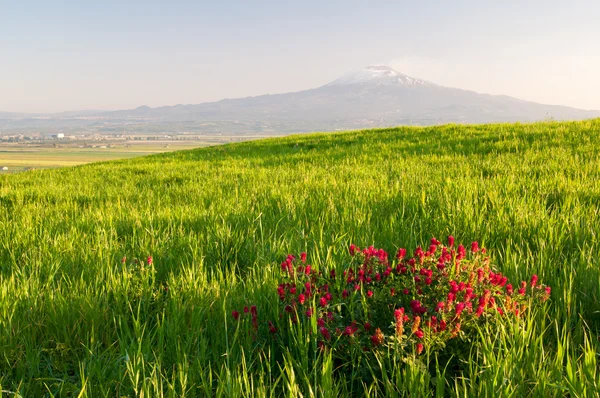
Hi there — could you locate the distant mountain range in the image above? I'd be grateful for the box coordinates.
[2,65,599,135]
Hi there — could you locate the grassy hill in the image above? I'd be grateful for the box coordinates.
[1,120,599,396]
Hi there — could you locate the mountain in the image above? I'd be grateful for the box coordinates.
[2,65,599,134]
[103,65,600,126]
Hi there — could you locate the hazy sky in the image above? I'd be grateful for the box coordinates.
[1,0,599,113]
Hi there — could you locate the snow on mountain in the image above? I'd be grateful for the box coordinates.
[324,65,435,87]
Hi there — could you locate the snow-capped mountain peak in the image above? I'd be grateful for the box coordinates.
[325,65,434,88]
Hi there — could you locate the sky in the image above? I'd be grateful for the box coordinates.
[1,0,599,113]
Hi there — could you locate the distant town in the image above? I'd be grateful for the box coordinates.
[0,131,268,145]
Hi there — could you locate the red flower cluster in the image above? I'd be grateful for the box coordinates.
[271,237,550,358]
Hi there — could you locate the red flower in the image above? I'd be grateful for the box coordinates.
[349,244,358,256]
[396,248,407,259]
[439,320,447,331]
[319,297,328,307]
[455,302,465,317]
[371,328,384,346]
[298,294,306,305]
[428,244,437,255]
[147,256,153,265]
[367,290,373,298]
[415,329,424,339]
[410,300,426,314]
[477,268,485,283]
[394,308,405,320]
[414,246,425,259]
[281,260,291,273]
[542,286,551,301]
[394,308,405,337]
[448,235,455,247]
[506,284,513,295]
[476,305,485,317]
[300,252,307,263]
[471,241,479,253]
[344,325,357,336]
[342,289,349,298]
[232,310,240,320]
[530,274,538,288]
[518,281,526,296]
[304,281,311,295]
[417,343,423,355]
[320,327,331,341]
[416,343,424,355]
[457,244,466,260]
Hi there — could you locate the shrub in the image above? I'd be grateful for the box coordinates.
[268,237,550,362]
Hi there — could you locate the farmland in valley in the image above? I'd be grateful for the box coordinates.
[0,120,599,396]
[0,140,226,172]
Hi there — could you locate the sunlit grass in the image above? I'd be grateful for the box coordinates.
[0,120,598,396]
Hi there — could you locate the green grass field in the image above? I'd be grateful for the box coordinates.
[0,120,599,396]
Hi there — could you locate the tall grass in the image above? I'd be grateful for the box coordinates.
[0,120,599,396]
